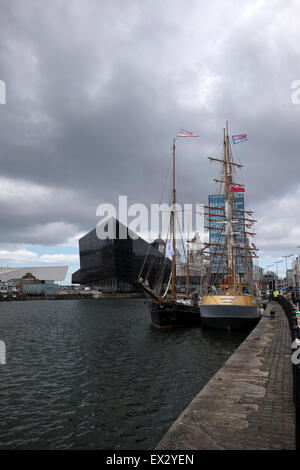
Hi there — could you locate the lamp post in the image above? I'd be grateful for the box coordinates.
[274,260,283,289]
[264,264,273,271]
[282,254,294,289]
[295,246,300,294]
[263,265,273,295]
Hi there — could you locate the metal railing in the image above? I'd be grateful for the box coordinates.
[276,296,300,450]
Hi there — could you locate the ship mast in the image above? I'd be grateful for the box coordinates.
[224,121,234,291]
[202,122,258,294]
[185,218,190,297]
[171,138,176,300]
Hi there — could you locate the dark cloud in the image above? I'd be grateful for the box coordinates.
[0,0,299,263]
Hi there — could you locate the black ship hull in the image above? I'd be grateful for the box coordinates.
[149,300,201,329]
[200,304,261,331]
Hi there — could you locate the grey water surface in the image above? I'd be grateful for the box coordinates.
[0,298,247,449]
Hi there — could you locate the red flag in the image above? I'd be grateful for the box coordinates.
[230,187,245,192]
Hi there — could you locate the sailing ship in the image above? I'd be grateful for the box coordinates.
[200,121,261,330]
[138,132,201,329]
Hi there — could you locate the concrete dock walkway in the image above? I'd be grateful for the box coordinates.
[156,302,295,450]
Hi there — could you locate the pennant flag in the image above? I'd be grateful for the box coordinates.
[230,187,245,192]
[177,129,199,138]
[166,242,174,259]
[232,134,247,144]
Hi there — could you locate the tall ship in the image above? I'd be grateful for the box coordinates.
[200,121,261,330]
[138,131,201,329]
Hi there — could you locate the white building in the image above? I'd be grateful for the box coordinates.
[0,266,68,283]
[253,265,264,282]
[175,232,207,277]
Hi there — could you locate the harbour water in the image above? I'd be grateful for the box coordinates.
[0,298,247,449]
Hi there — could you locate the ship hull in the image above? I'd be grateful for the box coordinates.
[149,301,201,329]
[201,295,261,331]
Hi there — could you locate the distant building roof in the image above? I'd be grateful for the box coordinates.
[0,266,68,282]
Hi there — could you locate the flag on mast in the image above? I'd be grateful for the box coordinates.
[232,134,247,144]
[230,187,245,193]
[177,129,199,138]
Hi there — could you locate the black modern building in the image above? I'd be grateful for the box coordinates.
[72,218,170,292]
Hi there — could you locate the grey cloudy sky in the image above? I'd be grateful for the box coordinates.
[0,0,300,276]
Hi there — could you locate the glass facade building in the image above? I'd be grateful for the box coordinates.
[72,218,170,292]
[208,194,246,276]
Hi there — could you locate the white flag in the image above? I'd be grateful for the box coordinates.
[177,129,199,138]
[166,242,174,259]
